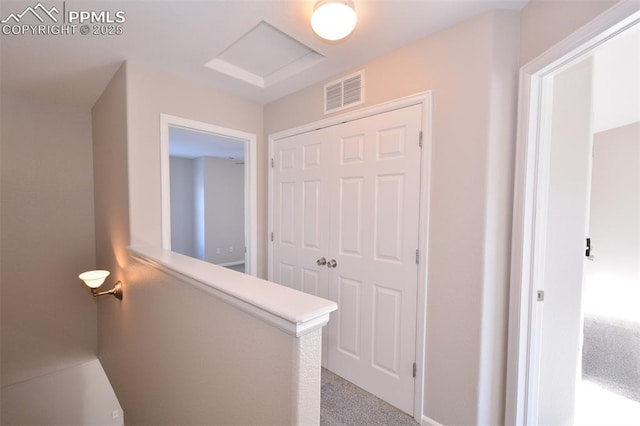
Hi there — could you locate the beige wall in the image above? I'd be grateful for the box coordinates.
[266,10,519,425]
[170,155,246,264]
[99,259,321,425]
[1,94,97,387]
[585,122,640,318]
[169,157,197,258]
[520,0,620,64]
[124,62,267,276]
[91,64,130,279]
[200,157,245,265]
[480,10,521,422]
[93,63,321,425]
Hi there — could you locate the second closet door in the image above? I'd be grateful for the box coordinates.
[325,105,422,414]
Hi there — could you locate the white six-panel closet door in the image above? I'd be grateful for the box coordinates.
[271,103,422,414]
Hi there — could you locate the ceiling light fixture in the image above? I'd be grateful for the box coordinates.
[311,0,357,41]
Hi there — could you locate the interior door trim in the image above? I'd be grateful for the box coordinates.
[159,113,259,276]
[505,3,640,424]
[268,91,432,423]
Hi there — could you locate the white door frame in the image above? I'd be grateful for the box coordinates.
[505,3,640,424]
[159,113,258,276]
[268,92,432,423]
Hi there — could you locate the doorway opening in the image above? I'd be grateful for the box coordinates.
[506,4,640,425]
[574,25,640,425]
[160,114,258,276]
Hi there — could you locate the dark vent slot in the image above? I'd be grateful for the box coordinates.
[326,82,343,112]
[324,70,364,114]
[343,75,362,105]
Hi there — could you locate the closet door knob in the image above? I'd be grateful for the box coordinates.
[317,257,327,266]
[327,259,337,268]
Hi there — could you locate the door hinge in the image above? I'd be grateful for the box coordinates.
[271,158,274,168]
[412,362,417,378]
[537,290,544,302]
[418,131,423,148]
[271,232,274,242]
[415,249,420,264]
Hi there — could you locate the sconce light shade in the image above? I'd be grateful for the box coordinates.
[79,270,123,300]
[78,270,110,289]
[311,0,357,41]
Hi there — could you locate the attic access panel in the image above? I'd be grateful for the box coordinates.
[205,21,325,88]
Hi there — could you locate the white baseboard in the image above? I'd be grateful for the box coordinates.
[422,415,444,426]
[219,260,245,267]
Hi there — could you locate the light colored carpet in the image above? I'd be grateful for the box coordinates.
[320,368,418,426]
[582,315,640,402]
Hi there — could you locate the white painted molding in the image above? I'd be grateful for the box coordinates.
[505,2,640,425]
[129,245,337,337]
[218,260,245,267]
[415,92,433,425]
[422,415,444,426]
[159,113,259,276]
[269,91,433,141]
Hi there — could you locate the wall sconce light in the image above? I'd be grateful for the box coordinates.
[311,0,357,41]
[79,270,123,300]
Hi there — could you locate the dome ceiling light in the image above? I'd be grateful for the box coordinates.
[311,0,357,41]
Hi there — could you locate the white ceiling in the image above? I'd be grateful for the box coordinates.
[0,0,528,107]
[169,126,245,160]
[592,23,640,133]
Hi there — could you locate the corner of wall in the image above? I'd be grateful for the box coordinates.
[476,8,521,426]
[91,62,130,274]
